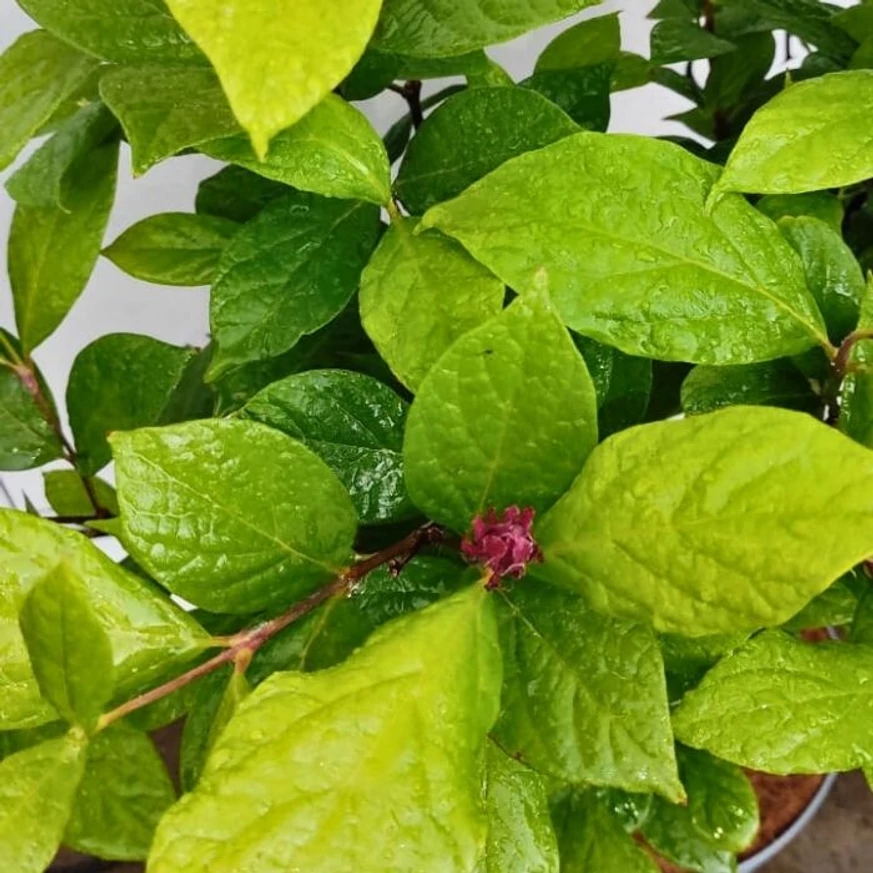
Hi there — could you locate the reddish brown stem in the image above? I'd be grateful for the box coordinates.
[97,522,443,730]
[703,0,715,32]
[833,328,873,380]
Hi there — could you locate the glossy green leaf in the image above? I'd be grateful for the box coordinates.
[0,362,63,472]
[148,585,502,873]
[536,13,621,71]
[395,87,577,215]
[19,562,114,731]
[180,667,250,792]
[784,570,869,632]
[852,587,873,645]
[241,369,412,524]
[249,555,470,682]
[112,419,358,613]
[10,140,118,352]
[681,361,818,415]
[0,510,207,729]
[163,0,382,157]
[373,0,599,57]
[65,725,175,861]
[674,630,873,773]
[660,632,750,703]
[6,103,117,209]
[68,333,197,475]
[360,219,505,389]
[718,72,873,196]
[209,191,382,378]
[495,582,683,801]
[779,216,865,342]
[0,30,99,172]
[17,0,200,63]
[522,63,613,132]
[536,406,873,635]
[0,731,88,873]
[840,277,873,449]
[195,166,286,224]
[552,789,659,873]
[651,19,736,63]
[423,132,828,364]
[756,192,844,234]
[201,95,391,205]
[484,743,559,873]
[404,294,598,533]
[704,31,775,113]
[44,471,117,518]
[104,213,239,287]
[99,65,239,175]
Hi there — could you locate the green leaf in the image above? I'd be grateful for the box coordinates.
[717,72,873,196]
[112,419,358,614]
[373,0,599,57]
[195,166,287,224]
[395,87,578,216]
[201,95,391,206]
[360,219,505,389]
[0,361,64,472]
[704,31,775,113]
[0,731,88,873]
[536,13,621,71]
[651,20,736,63]
[673,630,873,773]
[575,336,654,438]
[835,4,873,42]
[104,213,239,287]
[536,406,873,635]
[423,132,828,365]
[19,561,115,731]
[852,586,873,645]
[163,0,382,157]
[779,216,865,342]
[43,470,118,519]
[17,0,200,63]
[404,294,598,533]
[6,103,118,209]
[680,361,818,415]
[180,667,250,792]
[249,555,470,682]
[552,789,659,873]
[208,191,382,378]
[148,585,502,873]
[67,333,197,475]
[10,141,118,352]
[660,632,750,703]
[0,30,99,172]
[784,570,869,632]
[99,64,239,175]
[241,369,413,524]
[756,192,844,234]
[840,277,873,449]
[0,509,208,730]
[640,753,745,873]
[484,743,559,873]
[495,582,683,801]
[521,64,613,132]
[65,725,175,861]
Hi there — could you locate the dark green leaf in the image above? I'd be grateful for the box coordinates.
[704,31,775,112]
[43,470,118,517]
[19,561,114,730]
[17,0,201,63]
[404,294,598,533]
[783,570,869,632]
[67,333,197,475]
[680,360,818,415]
[65,725,175,860]
[840,277,873,449]
[360,218,505,389]
[10,141,118,352]
[423,132,829,365]
[208,191,382,379]
[195,166,287,224]
[522,64,613,131]
[112,419,358,613]
[104,213,239,286]
[852,585,873,645]
[651,20,736,64]
[660,632,750,702]
[536,13,621,71]
[241,369,413,524]
[495,582,683,801]
[395,87,578,215]
[0,30,99,171]
[756,192,844,234]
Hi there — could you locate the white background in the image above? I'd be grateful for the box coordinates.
[0,0,856,504]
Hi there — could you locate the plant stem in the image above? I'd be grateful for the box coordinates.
[96,522,444,730]
[833,328,873,380]
[703,0,715,32]
[400,80,424,129]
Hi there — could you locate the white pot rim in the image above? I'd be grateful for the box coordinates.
[738,772,838,872]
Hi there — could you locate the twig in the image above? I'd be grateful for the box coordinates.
[833,328,873,380]
[392,80,424,129]
[96,522,444,730]
[703,0,715,33]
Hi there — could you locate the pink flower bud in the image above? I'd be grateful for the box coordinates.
[461,506,544,588]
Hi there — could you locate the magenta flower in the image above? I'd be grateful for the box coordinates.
[461,506,544,589]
